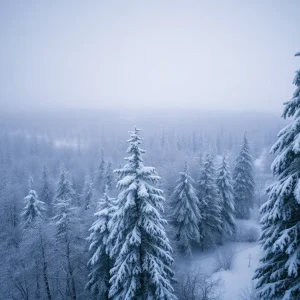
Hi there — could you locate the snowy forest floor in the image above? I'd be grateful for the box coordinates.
[176,220,260,300]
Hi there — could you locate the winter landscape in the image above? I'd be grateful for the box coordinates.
[0,1,300,299]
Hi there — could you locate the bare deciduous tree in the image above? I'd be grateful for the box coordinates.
[215,246,236,271]
[176,270,223,300]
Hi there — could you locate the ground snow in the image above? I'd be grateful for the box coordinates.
[177,220,260,299]
[213,243,260,300]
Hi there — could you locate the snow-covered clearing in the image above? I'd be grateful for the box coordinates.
[177,221,261,299]
[214,242,260,299]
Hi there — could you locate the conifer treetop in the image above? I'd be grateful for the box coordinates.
[171,157,201,257]
[216,154,236,236]
[21,179,46,229]
[108,127,177,300]
[53,165,76,239]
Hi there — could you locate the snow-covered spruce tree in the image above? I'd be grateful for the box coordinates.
[233,133,254,219]
[21,177,46,228]
[108,128,177,300]
[254,52,300,300]
[171,159,201,257]
[20,178,52,300]
[86,187,117,299]
[198,153,222,248]
[95,149,106,194]
[216,155,236,238]
[53,165,76,238]
[53,165,77,300]
[82,176,93,210]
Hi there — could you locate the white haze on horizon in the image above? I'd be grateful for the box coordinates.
[0,0,299,113]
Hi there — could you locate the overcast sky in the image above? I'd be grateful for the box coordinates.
[0,0,299,113]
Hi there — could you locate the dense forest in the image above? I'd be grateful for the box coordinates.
[0,108,284,299]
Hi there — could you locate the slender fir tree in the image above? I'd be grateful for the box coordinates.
[21,178,52,300]
[108,127,177,300]
[95,149,106,194]
[21,177,46,228]
[233,133,254,219]
[198,153,222,248]
[216,155,236,238]
[53,165,77,300]
[86,187,117,299]
[171,159,201,257]
[82,176,93,210]
[254,52,300,299]
[53,165,76,238]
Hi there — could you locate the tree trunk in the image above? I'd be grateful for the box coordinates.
[39,228,52,300]
[66,241,77,300]
[35,258,41,299]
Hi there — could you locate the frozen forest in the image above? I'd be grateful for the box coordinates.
[1,1,300,299]
[0,107,289,299]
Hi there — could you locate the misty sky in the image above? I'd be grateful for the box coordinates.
[0,0,299,113]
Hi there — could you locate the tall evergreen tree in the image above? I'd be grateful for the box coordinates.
[254,52,300,299]
[95,149,106,194]
[171,159,201,257]
[86,188,116,299]
[233,133,254,219]
[53,165,77,300]
[82,175,93,210]
[21,178,52,300]
[21,177,46,228]
[108,128,177,300]
[198,153,222,248]
[53,165,76,238]
[216,155,236,238]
